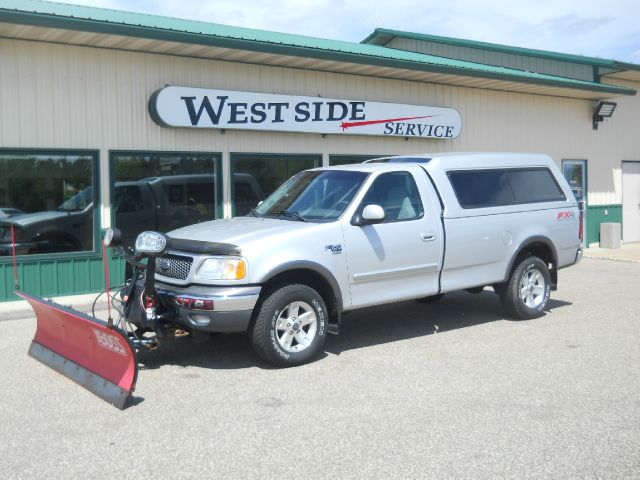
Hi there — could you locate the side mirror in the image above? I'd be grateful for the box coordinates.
[353,204,385,226]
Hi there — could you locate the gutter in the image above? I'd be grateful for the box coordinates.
[0,9,636,97]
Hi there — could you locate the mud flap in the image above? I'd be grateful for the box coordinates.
[18,291,138,409]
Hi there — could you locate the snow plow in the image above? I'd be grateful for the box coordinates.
[21,290,138,409]
[18,227,177,409]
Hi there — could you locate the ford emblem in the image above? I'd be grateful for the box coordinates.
[158,259,171,272]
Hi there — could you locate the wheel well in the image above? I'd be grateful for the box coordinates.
[260,269,341,326]
[511,241,557,288]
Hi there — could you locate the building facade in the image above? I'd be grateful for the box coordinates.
[0,0,639,301]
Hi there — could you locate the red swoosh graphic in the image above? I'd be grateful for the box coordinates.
[340,115,437,130]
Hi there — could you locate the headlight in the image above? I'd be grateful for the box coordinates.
[1,225,24,242]
[195,257,247,280]
[135,231,167,254]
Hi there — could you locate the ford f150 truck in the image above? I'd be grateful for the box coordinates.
[123,152,582,367]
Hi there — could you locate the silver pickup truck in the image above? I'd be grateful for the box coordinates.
[133,152,582,366]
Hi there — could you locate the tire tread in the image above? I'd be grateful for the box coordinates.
[499,256,550,320]
[251,284,326,367]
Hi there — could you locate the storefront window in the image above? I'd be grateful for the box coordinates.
[231,153,321,216]
[112,152,221,243]
[0,150,97,257]
[329,154,385,165]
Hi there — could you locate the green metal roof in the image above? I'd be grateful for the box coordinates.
[0,0,635,96]
[362,28,640,72]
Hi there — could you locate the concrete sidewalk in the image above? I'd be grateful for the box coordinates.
[584,242,640,263]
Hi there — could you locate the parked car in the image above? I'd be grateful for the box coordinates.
[121,152,583,366]
[0,174,264,256]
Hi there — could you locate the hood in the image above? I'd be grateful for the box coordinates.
[167,216,314,249]
[0,210,75,227]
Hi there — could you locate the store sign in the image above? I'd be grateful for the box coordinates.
[149,86,462,139]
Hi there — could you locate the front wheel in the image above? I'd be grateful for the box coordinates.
[250,284,327,367]
[499,256,551,319]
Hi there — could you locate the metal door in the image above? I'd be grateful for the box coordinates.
[563,160,587,240]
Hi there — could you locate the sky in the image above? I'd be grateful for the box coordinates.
[52,0,639,63]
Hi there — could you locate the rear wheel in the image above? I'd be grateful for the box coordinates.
[499,256,550,319]
[251,284,327,367]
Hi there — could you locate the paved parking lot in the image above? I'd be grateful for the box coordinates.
[1,257,639,479]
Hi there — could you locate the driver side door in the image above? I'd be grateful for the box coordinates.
[341,170,443,309]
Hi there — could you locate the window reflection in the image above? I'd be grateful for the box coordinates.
[231,154,320,216]
[0,151,96,256]
[112,153,221,243]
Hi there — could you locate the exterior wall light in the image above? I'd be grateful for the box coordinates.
[592,101,617,130]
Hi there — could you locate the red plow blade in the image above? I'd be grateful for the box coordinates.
[18,291,138,409]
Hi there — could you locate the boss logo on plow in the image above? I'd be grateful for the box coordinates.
[92,328,127,356]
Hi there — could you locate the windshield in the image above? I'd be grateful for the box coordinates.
[253,170,368,222]
[58,186,93,211]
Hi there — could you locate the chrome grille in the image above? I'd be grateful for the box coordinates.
[156,254,193,280]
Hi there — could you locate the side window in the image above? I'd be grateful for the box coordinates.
[114,186,143,213]
[167,185,184,204]
[447,168,565,209]
[508,169,566,203]
[360,171,424,222]
[186,182,215,219]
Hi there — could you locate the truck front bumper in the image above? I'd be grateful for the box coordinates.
[156,282,261,333]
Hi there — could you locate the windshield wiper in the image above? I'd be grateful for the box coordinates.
[277,210,307,222]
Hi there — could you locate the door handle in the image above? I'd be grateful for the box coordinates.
[421,232,436,242]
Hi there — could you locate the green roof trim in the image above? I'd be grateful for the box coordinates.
[0,0,635,97]
[362,28,640,71]
[610,60,640,72]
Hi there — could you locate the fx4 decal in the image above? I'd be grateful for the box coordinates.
[557,211,576,221]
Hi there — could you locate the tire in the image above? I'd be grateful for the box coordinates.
[416,293,444,303]
[251,284,328,367]
[499,256,551,319]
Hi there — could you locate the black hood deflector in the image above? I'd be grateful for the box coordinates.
[167,237,241,256]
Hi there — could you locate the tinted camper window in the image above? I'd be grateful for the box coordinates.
[447,168,566,209]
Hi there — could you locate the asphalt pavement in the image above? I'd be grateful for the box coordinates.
[1,258,639,479]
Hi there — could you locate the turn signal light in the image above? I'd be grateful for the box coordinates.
[174,296,214,311]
